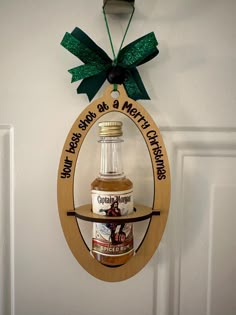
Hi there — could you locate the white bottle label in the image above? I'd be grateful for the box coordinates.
[91,189,133,257]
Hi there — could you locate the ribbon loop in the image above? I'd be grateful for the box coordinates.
[118,32,159,68]
[69,63,109,83]
[61,29,111,65]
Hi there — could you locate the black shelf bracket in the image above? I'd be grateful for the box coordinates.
[67,205,160,223]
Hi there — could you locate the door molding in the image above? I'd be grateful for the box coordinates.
[0,125,14,315]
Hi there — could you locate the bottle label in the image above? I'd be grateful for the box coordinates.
[91,189,133,257]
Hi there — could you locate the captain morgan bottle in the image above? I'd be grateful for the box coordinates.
[91,121,134,266]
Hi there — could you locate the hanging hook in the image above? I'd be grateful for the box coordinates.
[103,0,135,14]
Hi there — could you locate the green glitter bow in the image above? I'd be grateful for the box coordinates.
[61,27,159,101]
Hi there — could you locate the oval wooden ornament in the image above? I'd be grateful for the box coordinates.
[57,85,170,282]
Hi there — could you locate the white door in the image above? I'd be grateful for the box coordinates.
[1,0,235,314]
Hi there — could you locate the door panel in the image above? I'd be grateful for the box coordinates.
[163,129,236,315]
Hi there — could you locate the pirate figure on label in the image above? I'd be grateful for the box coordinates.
[99,199,126,244]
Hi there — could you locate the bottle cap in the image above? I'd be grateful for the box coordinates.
[98,121,123,137]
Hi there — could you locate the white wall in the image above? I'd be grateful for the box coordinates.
[1,0,235,314]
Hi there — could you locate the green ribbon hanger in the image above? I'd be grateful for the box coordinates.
[61,26,159,101]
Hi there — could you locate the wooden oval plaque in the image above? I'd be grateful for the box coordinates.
[57,85,170,282]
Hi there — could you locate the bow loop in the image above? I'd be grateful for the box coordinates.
[118,32,159,68]
[69,63,109,83]
[61,28,111,65]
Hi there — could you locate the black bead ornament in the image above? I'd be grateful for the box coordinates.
[107,65,126,84]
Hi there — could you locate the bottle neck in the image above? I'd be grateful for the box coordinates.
[99,136,124,179]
